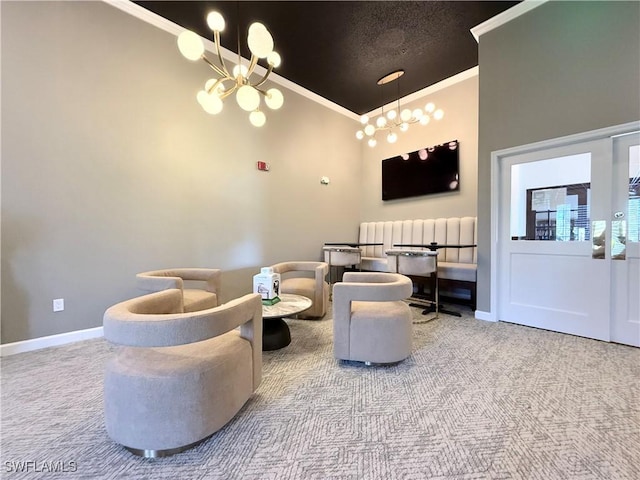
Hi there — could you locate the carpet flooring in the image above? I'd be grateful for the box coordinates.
[1,304,639,479]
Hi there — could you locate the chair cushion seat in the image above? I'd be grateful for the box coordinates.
[349,300,412,364]
[281,277,314,299]
[183,289,218,312]
[438,262,477,282]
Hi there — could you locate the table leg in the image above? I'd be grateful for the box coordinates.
[407,259,462,319]
[429,260,462,317]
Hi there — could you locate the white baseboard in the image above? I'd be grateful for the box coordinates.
[475,310,497,322]
[0,326,104,357]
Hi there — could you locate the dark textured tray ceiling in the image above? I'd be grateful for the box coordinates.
[135,1,519,114]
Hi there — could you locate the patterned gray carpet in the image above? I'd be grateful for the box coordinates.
[1,304,639,479]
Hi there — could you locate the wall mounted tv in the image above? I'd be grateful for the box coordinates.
[381,140,460,201]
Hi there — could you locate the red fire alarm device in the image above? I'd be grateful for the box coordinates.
[257,161,270,171]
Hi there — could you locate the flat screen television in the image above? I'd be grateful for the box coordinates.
[381,140,460,201]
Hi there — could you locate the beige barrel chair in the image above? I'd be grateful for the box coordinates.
[332,272,413,365]
[103,289,262,457]
[270,261,329,319]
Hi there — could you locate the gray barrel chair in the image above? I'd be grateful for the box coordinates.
[270,261,329,318]
[103,289,262,457]
[333,272,413,365]
[136,268,221,312]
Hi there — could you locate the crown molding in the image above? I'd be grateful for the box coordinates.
[364,66,479,118]
[104,0,504,124]
[471,0,550,42]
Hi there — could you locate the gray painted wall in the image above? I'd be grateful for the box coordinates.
[1,1,361,343]
[360,75,479,222]
[476,1,640,313]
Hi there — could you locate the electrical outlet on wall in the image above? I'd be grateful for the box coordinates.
[53,298,64,312]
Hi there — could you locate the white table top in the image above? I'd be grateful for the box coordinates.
[262,293,312,319]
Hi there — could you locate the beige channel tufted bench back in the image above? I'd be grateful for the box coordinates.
[358,217,477,271]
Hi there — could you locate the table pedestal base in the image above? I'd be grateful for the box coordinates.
[263,318,291,351]
[410,301,462,318]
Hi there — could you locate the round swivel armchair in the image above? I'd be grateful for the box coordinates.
[332,272,413,365]
[270,261,329,319]
[103,289,262,457]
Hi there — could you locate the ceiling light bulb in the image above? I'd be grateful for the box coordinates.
[368,138,377,148]
[249,110,266,127]
[177,31,204,61]
[412,109,423,120]
[232,64,249,79]
[265,88,284,110]
[205,78,216,91]
[376,116,387,128]
[356,130,364,140]
[434,109,444,120]
[418,149,428,160]
[387,132,398,143]
[401,153,410,160]
[248,22,274,58]
[425,102,435,113]
[364,124,375,136]
[386,110,397,121]
[236,85,260,111]
[399,123,409,132]
[197,90,223,115]
[196,90,208,107]
[360,114,369,125]
[420,116,430,125]
[267,51,281,68]
[400,109,412,122]
[206,11,225,32]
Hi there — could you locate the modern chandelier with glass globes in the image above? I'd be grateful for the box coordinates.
[176,11,284,127]
[356,70,443,148]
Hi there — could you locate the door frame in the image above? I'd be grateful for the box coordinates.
[489,121,640,322]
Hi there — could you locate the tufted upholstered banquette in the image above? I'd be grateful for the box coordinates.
[358,217,477,307]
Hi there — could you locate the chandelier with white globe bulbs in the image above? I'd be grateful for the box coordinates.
[356,70,443,148]
[177,11,284,127]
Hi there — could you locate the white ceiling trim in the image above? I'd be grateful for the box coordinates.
[471,0,550,42]
[363,67,479,118]
[105,0,516,123]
